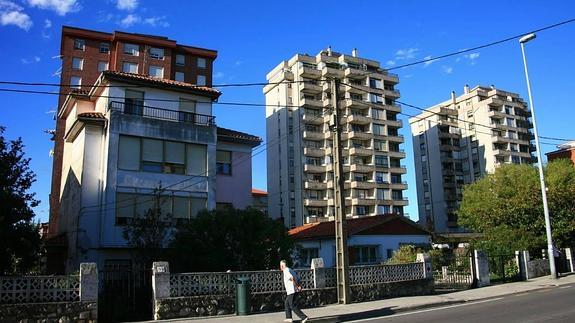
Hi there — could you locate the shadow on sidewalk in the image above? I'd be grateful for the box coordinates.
[305,307,396,322]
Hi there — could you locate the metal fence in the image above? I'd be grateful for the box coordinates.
[348,262,424,286]
[0,275,80,304]
[109,101,216,126]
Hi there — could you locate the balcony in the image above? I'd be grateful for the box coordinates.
[388,150,406,158]
[344,131,372,140]
[351,181,373,189]
[297,64,321,78]
[109,101,215,126]
[351,198,377,206]
[488,110,506,119]
[392,199,409,206]
[344,66,367,79]
[346,114,371,125]
[383,89,401,98]
[350,164,374,173]
[386,134,405,143]
[349,147,373,156]
[302,131,326,140]
[382,119,403,127]
[300,97,323,108]
[388,165,407,174]
[299,81,322,94]
[304,199,328,207]
[304,181,327,190]
[383,103,401,113]
[327,181,351,189]
[321,65,344,78]
[390,182,408,190]
[304,164,325,173]
[302,113,324,124]
[303,147,326,157]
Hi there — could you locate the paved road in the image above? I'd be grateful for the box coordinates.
[349,285,575,323]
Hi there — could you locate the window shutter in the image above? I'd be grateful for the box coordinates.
[165,141,185,164]
[187,144,207,175]
[142,139,163,162]
[118,136,140,170]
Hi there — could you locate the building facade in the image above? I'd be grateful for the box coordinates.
[50,26,217,237]
[546,141,575,164]
[410,85,535,234]
[264,48,408,228]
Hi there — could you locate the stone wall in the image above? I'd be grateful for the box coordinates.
[527,259,550,279]
[154,279,433,320]
[0,301,97,323]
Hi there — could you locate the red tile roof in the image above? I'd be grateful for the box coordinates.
[288,214,430,240]
[102,71,221,99]
[217,127,262,147]
[77,112,106,120]
[251,188,268,196]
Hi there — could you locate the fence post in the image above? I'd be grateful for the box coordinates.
[311,258,326,289]
[473,250,490,287]
[152,262,170,320]
[416,253,432,279]
[515,251,527,281]
[565,248,575,273]
[79,262,98,320]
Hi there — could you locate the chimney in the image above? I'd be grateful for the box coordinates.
[327,46,332,56]
[464,84,470,94]
[490,84,495,90]
[352,48,358,57]
[451,91,456,104]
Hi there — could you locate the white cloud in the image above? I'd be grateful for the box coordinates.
[443,66,453,74]
[1,10,32,30]
[395,48,419,60]
[143,15,168,27]
[43,18,51,28]
[386,60,396,67]
[21,56,41,64]
[213,71,224,79]
[463,52,480,65]
[234,60,243,66]
[0,0,22,11]
[423,55,440,67]
[120,13,139,27]
[116,0,138,11]
[26,0,79,16]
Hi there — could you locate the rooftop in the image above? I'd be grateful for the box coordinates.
[217,127,262,147]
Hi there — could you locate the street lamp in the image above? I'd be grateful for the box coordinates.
[519,33,557,279]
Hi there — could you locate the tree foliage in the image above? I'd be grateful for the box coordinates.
[122,187,172,268]
[168,208,293,272]
[0,126,41,274]
[458,160,575,254]
[386,245,422,264]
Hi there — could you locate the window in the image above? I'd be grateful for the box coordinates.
[72,57,83,70]
[356,206,367,215]
[70,76,81,89]
[176,54,185,66]
[373,124,385,135]
[149,47,164,60]
[178,98,196,122]
[197,57,206,68]
[115,192,206,225]
[118,136,140,171]
[375,155,388,167]
[299,248,319,267]
[197,75,206,86]
[372,109,385,120]
[124,90,144,115]
[352,246,378,265]
[369,78,382,89]
[164,141,185,174]
[376,172,388,184]
[369,93,383,103]
[99,42,110,54]
[175,72,185,82]
[97,61,109,72]
[216,150,232,175]
[142,138,163,173]
[374,140,386,151]
[187,144,207,176]
[122,62,138,74]
[149,65,164,78]
[124,43,139,56]
[74,39,85,50]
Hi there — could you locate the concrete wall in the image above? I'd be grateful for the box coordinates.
[216,142,253,209]
[0,302,97,322]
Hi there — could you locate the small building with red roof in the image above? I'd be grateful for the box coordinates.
[288,214,431,268]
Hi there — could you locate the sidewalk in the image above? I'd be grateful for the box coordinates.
[158,274,575,323]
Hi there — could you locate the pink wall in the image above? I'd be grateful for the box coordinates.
[216,151,253,209]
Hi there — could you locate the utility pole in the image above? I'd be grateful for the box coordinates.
[330,78,350,304]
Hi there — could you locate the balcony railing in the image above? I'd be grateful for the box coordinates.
[109,101,215,126]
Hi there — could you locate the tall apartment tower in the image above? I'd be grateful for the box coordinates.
[49,26,217,236]
[264,48,408,228]
[410,85,535,234]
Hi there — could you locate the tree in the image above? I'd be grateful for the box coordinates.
[458,161,575,254]
[122,187,173,268]
[0,126,41,274]
[168,208,293,272]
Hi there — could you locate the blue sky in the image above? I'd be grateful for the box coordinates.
[1,0,574,223]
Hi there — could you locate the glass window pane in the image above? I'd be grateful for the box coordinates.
[150,47,164,59]
[175,72,185,82]
[173,197,190,219]
[197,57,206,68]
[197,75,206,86]
[118,136,140,170]
[176,54,185,66]
[216,150,231,163]
[72,57,83,70]
[149,65,164,78]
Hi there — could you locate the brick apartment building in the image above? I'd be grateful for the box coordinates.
[546,141,575,164]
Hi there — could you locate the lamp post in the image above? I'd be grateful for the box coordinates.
[519,33,557,279]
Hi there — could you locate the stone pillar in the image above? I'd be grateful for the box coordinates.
[311,258,326,289]
[565,248,575,273]
[152,262,170,320]
[473,250,490,287]
[416,253,432,279]
[79,263,98,302]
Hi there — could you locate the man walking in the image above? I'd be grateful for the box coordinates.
[280,260,309,323]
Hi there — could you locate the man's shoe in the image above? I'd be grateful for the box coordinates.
[302,318,309,323]
[284,319,293,323]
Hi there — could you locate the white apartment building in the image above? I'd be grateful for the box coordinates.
[410,85,535,234]
[264,48,408,228]
[56,71,261,272]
